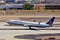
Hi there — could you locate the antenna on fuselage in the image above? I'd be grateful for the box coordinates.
[38,21,41,24]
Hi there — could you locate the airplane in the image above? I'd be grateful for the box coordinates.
[6,17,55,30]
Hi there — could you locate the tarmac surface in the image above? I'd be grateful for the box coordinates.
[0,22,60,40]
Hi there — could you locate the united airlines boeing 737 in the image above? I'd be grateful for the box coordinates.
[6,17,55,29]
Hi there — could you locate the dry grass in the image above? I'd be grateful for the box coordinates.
[0,10,60,22]
[0,10,60,16]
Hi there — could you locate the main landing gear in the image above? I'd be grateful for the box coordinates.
[29,26,32,30]
[29,26,36,30]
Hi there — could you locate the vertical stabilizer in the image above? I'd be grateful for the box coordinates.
[46,17,55,26]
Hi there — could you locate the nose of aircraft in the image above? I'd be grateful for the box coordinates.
[6,20,12,23]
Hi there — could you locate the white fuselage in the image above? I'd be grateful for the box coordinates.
[6,20,50,28]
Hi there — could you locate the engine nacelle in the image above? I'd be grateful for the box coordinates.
[24,24,28,27]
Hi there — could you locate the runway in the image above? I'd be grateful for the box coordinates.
[0,30,60,40]
[0,22,60,40]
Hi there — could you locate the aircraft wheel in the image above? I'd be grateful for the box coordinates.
[29,26,32,29]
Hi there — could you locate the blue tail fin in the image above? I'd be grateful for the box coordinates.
[46,17,55,26]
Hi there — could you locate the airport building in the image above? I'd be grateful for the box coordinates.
[34,4,60,10]
[0,0,60,10]
[34,0,60,10]
[15,0,25,4]
[0,0,60,4]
